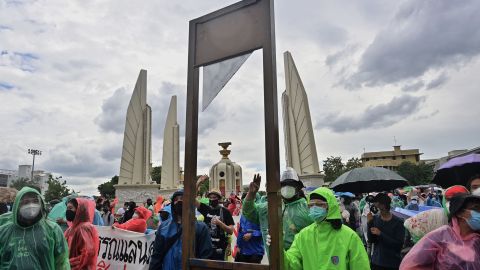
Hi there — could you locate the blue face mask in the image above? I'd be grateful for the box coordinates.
[309,206,327,222]
[466,210,480,231]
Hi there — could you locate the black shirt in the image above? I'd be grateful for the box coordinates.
[198,203,235,250]
[368,213,405,268]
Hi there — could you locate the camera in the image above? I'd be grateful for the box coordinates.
[365,195,378,214]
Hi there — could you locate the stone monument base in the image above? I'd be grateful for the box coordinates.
[299,174,325,188]
[114,184,178,209]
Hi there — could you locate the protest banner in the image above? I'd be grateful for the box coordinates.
[96,226,156,270]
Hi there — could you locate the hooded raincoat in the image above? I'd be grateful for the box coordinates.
[148,212,212,270]
[242,194,313,251]
[48,196,70,231]
[400,217,480,269]
[64,198,99,270]
[0,187,70,270]
[113,206,151,233]
[284,187,370,270]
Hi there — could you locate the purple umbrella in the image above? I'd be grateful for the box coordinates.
[432,153,480,188]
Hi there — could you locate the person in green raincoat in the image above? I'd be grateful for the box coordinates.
[0,187,70,270]
[284,187,370,270]
[242,168,313,252]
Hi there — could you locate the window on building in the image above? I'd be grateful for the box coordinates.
[392,156,396,160]
[219,171,225,177]
[416,155,420,162]
[402,155,406,159]
[365,158,370,161]
[374,157,378,160]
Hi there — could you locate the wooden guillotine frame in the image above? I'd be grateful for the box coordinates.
[182,0,284,269]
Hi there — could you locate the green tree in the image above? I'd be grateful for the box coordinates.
[98,175,119,199]
[44,175,71,202]
[396,161,434,185]
[151,166,162,184]
[10,177,41,192]
[323,156,364,183]
[322,156,345,183]
[345,157,363,171]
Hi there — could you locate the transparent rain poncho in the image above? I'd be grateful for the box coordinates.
[0,187,70,270]
[404,208,448,243]
[242,193,313,252]
[64,198,99,270]
[400,217,480,269]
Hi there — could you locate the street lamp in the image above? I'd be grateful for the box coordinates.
[27,149,42,181]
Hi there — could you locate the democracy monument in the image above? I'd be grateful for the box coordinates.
[115,70,179,205]
[114,50,324,206]
[282,51,324,188]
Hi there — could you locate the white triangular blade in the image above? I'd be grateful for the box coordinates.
[202,52,252,111]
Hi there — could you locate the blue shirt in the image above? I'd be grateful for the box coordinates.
[236,215,264,256]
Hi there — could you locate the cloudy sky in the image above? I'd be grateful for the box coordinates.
[1,0,479,195]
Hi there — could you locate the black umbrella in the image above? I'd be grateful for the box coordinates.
[432,153,480,188]
[330,167,408,193]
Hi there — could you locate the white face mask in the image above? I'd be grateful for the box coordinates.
[411,200,418,205]
[281,186,296,199]
[19,203,41,219]
[473,188,480,196]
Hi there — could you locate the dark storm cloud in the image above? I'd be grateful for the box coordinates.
[414,109,439,121]
[95,87,130,133]
[100,142,122,161]
[42,145,117,178]
[95,80,225,141]
[401,80,424,92]
[426,73,448,90]
[342,0,480,88]
[317,95,426,132]
[325,45,359,69]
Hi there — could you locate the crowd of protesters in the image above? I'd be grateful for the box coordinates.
[0,170,479,269]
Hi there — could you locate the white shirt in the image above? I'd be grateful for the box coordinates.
[116,207,125,215]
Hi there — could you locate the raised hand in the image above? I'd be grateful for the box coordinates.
[249,174,261,194]
[196,174,209,191]
[198,174,208,184]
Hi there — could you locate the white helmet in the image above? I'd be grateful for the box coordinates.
[281,167,299,181]
[280,167,304,187]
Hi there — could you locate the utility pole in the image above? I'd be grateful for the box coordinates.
[28,149,42,181]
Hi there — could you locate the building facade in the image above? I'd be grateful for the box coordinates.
[1,166,50,195]
[0,169,17,187]
[361,146,422,170]
[425,146,480,171]
[18,165,32,180]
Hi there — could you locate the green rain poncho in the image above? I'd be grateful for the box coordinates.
[242,193,313,251]
[284,187,370,270]
[0,187,70,270]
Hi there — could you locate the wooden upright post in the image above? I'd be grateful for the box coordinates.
[183,1,282,269]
